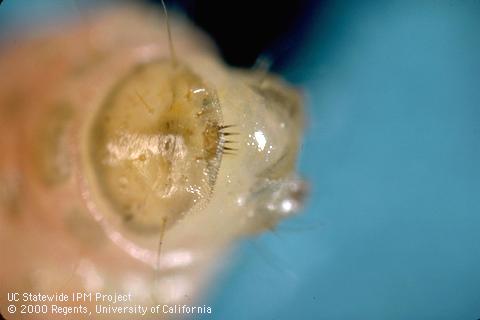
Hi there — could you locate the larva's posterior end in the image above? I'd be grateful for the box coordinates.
[0,3,307,316]
[87,60,225,233]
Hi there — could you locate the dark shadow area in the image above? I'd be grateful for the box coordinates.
[150,0,326,69]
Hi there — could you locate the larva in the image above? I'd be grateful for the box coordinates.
[0,2,306,319]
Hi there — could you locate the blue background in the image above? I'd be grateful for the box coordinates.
[2,1,480,319]
[205,1,480,319]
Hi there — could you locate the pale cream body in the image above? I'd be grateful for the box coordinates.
[0,4,305,319]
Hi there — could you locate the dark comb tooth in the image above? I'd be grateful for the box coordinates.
[223,146,238,151]
[222,132,239,136]
[218,124,236,130]
[223,140,237,144]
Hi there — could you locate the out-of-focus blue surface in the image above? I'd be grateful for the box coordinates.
[205,1,480,319]
[2,0,480,319]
